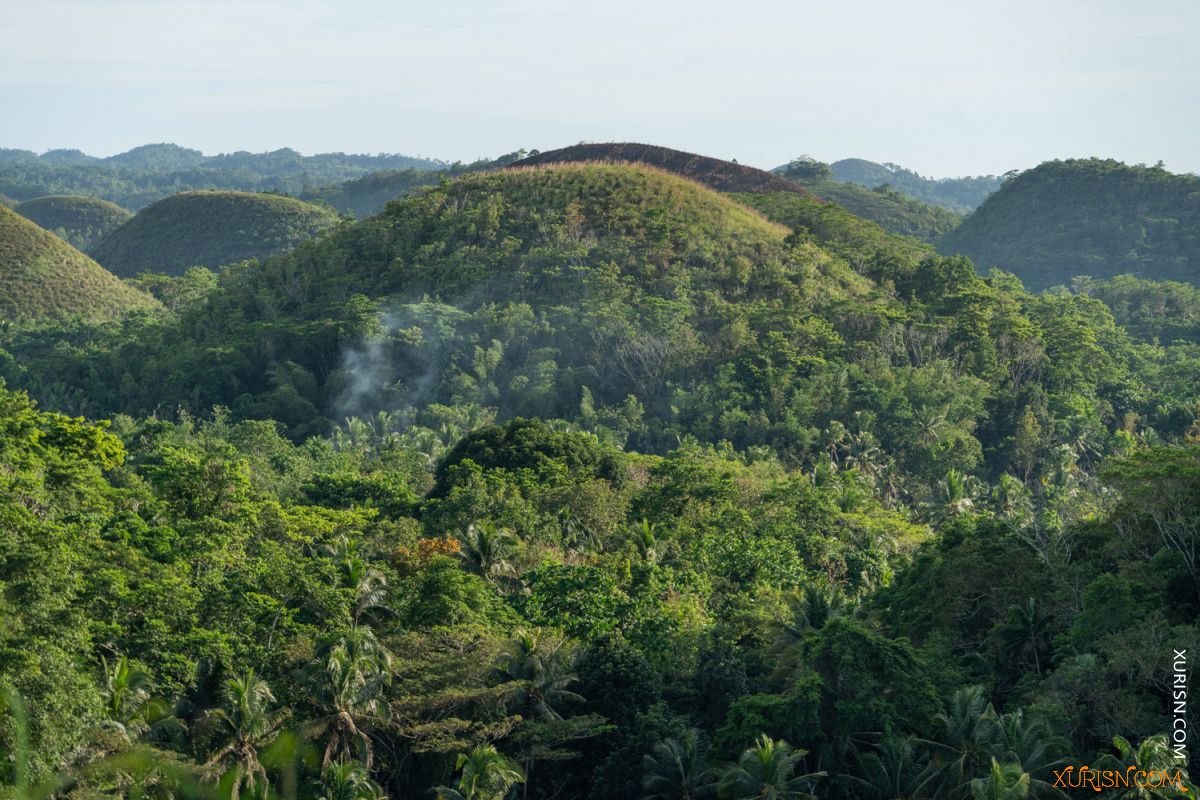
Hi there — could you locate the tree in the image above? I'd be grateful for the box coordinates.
[433,745,525,800]
[642,729,715,800]
[492,629,583,722]
[200,669,283,800]
[304,627,393,768]
[970,759,1030,800]
[318,760,388,800]
[458,521,519,585]
[717,735,823,800]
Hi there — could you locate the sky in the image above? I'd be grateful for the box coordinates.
[2,0,1198,178]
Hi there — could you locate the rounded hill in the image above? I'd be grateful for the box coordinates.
[91,190,343,276]
[15,195,133,250]
[939,158,1200,290]
[0,205,159,321]
[511,143,805,194]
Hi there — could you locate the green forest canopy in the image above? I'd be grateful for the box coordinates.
[0,160,1196,800]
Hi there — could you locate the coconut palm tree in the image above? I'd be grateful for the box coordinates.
[324,536,392,625]
[304,627,393,769]
[970,759,1030,800]
[917,685,998,798]
[433,744,525,800]
[458,521,518,585]
[717,735,824,800]
[642,728,715,800]
[492,629,583,722]
[1096,734,1194,798]
[770,586,846,680]
[846,737,932,800]
[317,759,388,800]
[996,599,1052,675]
[201,669,283,800]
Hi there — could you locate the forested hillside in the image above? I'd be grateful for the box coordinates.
[0,161,1196,799]
[829,159,1002,213]
[0,144,447,210]
[90,191,343,276]
[14,195,133,250]
[939,159,1200,289]
[777,159,963,241]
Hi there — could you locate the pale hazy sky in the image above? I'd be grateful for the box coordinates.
[2,0,1198,177]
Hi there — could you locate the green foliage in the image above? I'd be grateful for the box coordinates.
[778,158,963,241]
[2,155,1200,800]
[828,158,1002,214]
[0,204,159,321]
[940,159,1200,290]
[14,194,132,250]
[91,190,343,276]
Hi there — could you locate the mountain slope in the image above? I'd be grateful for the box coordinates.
[15,195,133,250]
[776,160,962,242]
[0,205,158,321]
[829,158,1002,213]
[91,190,343,276]
[939,158,1200,290]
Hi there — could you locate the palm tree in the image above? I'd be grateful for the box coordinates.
[492,629,583,722]
[103,655,152,726]
[100,655,187,749]
[459,521,518,584]
[717,735,824,800]
[846,737,932,800]
[201,669,283,800]
[1096,734,1194,798]
[317,760,388,800]
[304,627,393,769]
[970,759,1030,800]
[989,710,1065,799]
[770,586,846,680]
[632,518,660,565]
[918,686,998,799]
[324,536,392,625]
[996,599,1052,675]
[433,744,525,800]
[642,729,715,800]
[923,470,982,526]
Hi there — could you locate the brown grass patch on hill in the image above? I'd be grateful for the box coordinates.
[511,143,807,195]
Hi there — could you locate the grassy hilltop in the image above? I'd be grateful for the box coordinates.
[15,194,133,250]
[0,204,157,321]
[91,190,343,276]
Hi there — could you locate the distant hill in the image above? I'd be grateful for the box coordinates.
[106,143,207,171]
[777,159,962,242]
[0,205,158,321]
[0,193,15,208]
[938,158,1200,290]
[301,168,441,218]
[829,158,1002,213]
[91,190,343,276]
[0,144,450,210]
[15,195,133,250]
[511,143,803,194]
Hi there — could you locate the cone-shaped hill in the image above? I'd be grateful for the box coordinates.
[0,205,159,321]
[91,190,342,276]
[515,144,960,243]
[37,162,898,436]
[512,143,804,194]
[15,195,133,250]
[247,162,871,309]
[938,158,1200,290]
